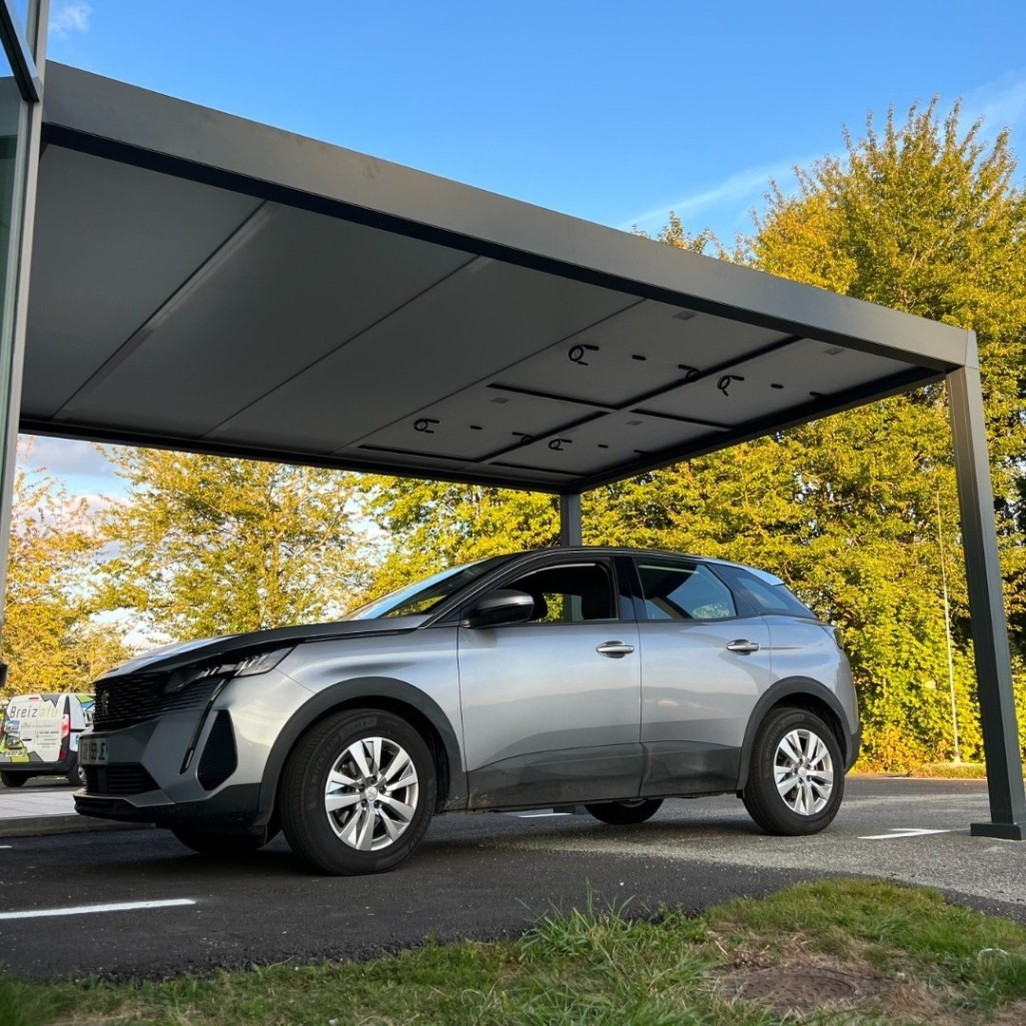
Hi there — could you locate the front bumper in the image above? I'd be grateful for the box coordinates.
[74,669,312,832]
[75,783,262,832]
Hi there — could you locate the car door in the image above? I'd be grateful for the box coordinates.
[631,557,772,796]
[458,555,642,808]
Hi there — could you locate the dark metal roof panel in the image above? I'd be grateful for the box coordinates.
[24,63,968,492]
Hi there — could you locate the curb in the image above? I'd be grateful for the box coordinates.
[0,815,154,839]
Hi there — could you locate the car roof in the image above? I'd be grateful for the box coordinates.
[500,546,786,587]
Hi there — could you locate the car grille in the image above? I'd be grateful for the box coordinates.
[84,763,159,796]
[93,674,223,730]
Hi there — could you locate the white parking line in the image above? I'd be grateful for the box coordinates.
[859,828,953,840]
[0,898,195,921]
[505,812,573,819]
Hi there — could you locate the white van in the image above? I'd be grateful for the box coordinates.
[0,693,94,787]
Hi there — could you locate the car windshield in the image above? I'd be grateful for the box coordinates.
[348,555,517,620]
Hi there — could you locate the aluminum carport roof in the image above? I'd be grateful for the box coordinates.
[27,63,973,493]
[18,62,1024,839]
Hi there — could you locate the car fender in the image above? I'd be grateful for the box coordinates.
[256,676,466,826]
[736,677,854,789]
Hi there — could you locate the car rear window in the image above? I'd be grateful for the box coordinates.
[714,564,816,618]
[636,562,736,620]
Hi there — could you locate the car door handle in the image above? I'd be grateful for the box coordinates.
[596,641,635,657]
[726,639,760,654]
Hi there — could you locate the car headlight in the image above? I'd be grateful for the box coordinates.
[163,646,294,694]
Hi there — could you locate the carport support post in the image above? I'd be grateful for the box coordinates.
[559,493,582,547]
[0,0,48,686]
[948,361,1026,840]
[557,491,587,816]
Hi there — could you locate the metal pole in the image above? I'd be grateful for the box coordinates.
[947,359,1026,839]
[558,493,582,547]
[556,491,586,814]
[0,0,48,690]
[936,488,960,763]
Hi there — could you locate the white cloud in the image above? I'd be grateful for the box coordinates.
[620,156,813,239]
[17,435,129,505]
[962,70,1026,136]
[21,435,113,478]
[49,1,92,40]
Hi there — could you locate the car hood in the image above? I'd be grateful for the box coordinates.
[101,616,431,679]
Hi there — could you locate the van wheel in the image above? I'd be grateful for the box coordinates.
[280,708,436,876]
[68,761,86,788]
[742,707,843,835]
[585,799,663,824]
[1,772,25,788]
[171,828,272,856]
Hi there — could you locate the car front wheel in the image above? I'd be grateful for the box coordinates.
[742,707,843,835]
[279,708,436,875]
[0,772,26,788]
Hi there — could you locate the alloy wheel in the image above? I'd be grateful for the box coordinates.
[773,727,834,815]
[324,736,420,851]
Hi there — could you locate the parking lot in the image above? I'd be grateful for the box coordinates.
[0,775,1023,980]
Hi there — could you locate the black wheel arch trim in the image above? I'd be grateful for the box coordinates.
[256,676,465,826]
[737,678,857,789]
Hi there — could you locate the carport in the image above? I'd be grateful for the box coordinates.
[0,43,1022,836]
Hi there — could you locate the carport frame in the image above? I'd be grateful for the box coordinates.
[0,0,1023,839]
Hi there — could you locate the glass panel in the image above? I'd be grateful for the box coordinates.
[637,562,736,621]
[503,563,614,623]
[348,555,515,619]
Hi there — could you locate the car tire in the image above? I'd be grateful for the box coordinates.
[585,798,663,825]
[742,707,844,836]
[67,761,86,788]
[279,708,436,876]
[0,772,26,788]
[171,828,273,856]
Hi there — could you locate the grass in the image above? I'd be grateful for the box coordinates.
[4,879,1026,1025]
[910,763,990,780]
[851,763,990,779]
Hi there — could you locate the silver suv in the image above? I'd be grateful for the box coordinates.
[76,548,859,874]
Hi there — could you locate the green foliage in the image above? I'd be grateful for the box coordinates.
[361,477,559,599]
[98,448,369,641]
[1,456,128,700]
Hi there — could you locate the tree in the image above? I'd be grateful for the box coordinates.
[2,460,127,698]
[98,448,370,641]
[360,477,558,599]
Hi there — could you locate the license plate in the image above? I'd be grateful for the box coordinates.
[79,736,109,766]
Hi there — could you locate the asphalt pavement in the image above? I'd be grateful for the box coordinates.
[0,776,1023,981]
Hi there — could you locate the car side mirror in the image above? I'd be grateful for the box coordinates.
[462,589,535,629]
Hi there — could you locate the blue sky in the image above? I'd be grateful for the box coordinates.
[21,0,1026,496]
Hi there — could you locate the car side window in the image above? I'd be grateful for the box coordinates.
[637,562,736,621]
[501,563,615,623]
